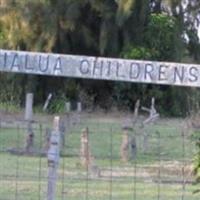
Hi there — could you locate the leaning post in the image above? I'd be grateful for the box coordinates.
[43,93,52,112]
[47,116,61,200]
[25,93,33,121]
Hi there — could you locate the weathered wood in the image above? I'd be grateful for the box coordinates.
[47,116,60,200]
[129,135,137,160]
[80,127,92,168]
[120,130,129,163]
[143,131,149,153]
[65,102,71,113]
[25,122,34,153]
[133,99,140,124]
[24,93,34,153]
[141,98,159,152]
[142,97,159,125]
[44,128,51,153]
[25,93,33,121]
[77,102,82,113]
[1,49,200,87]
[59,119,66,148]
[43,93,52,111]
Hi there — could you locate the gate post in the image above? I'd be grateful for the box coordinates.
[47,116,61,200]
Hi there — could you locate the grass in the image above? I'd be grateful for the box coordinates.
[0,116,199,199]
[0,154,200,200]
[0,102,21,113]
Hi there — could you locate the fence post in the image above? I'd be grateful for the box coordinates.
[65,102,71,113]
[43,93,52,111]
[24,93,34,153]
[47,116,61,200]
[77,102,82,113]
[25,93,33,121]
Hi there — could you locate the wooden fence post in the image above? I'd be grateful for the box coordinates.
[24,93,34,153]
[65,102,71,113]
[77,102,82,113]
[47,116,61,200]
[25,122,34,153]
[25,93,33,121]
[120,129,129,163]
[43,93,52,111]
[80,127,92,168]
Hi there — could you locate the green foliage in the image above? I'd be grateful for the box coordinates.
[48,94,67,113]
[191,132,200,194]
[191,130,200,185]
[121,46,156,60]
[116,13,182,112]
[0,102,20,113]
[146,14,183,61]
[0,73,22,107]
[0,30,5,47]
[0,1,200,116]
[117,13,195,115]
[121,13,181,59]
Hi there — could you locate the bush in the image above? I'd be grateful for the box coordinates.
[48,94,68,113]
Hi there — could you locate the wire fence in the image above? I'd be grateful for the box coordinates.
[0,113,199,200]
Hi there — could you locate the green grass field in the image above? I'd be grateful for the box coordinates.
[0,116,199,199]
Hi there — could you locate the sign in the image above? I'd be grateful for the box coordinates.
[1,49,200,87]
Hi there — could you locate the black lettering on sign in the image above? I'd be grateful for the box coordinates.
[106,61,112,76]
[174,66,184,83]
[54,57,63,74]
[4,52,7,68]
[80,59,91,75]
[158,65,168,81]
[144,64,154,80]
[24,54,28,69]
[39,55,49,72]
[24,54,34,70]
[189,67,198,82]
[129,62,140,79]
[11,54,20,70]
[0,52,7,68]
[93,60,103,76]
[116,62,125,78]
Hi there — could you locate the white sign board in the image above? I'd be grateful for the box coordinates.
[1,49,200,87]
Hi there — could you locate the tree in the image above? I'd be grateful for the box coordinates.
[116,13,188,114]
[0,0,200,114]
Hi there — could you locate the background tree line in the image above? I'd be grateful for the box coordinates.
[0,0,200,116]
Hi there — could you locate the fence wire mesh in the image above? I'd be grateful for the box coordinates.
[0,113,199,200]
